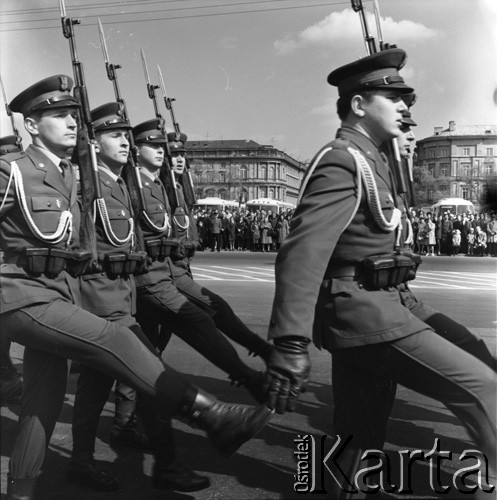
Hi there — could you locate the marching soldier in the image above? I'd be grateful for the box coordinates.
[0,76,272,499]
[266,50,496,498]
[161,132,273,361]
[133,119,268,399]
[69,103,210,493]
[0,136,23,406]
[396,111,496,371]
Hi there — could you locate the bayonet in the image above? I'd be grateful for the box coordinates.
[373,0,384,51]
[158,64,180,134]
[97,18,147,214]
[0,72,22,149]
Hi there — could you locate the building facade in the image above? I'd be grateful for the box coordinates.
[186,139,307,206]
[414,121,497,207]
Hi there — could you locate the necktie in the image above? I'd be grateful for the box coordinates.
[60,159,72,192]
[116,177,131,206]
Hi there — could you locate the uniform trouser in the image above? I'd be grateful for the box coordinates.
[71,324,162,463]
[331,329,497,483]
[172,270,264,352]
[0,335,16,372]
[1,300,191,479]
[136,281,255,382]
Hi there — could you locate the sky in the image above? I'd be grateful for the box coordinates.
[0,0,496,163]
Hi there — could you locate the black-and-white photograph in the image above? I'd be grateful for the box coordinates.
[1,1,496,498]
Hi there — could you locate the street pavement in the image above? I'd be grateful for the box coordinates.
[1,251,496,499]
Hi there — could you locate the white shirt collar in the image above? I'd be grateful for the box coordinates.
[139,166,159,182]
[31,144,66,171]
[98,164,121,182]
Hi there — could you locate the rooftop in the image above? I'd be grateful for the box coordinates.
[186,139,270,150]
[430,123,497,137]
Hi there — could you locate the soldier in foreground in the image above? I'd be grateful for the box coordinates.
[0,136,23,406]
[0,75,272,500]
[267,50,496,498]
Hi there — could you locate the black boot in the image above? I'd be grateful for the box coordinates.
[66,460,118,491]
[179,389,273,457]
[153,459,211,492]
[7,475,37,500]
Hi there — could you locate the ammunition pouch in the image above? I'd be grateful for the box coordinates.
[170,241,197,261]
[102,251,148,280]
[13,247,92,279]
[361,254,413,289]
[145,238,179,262]
[328,252,422,290]
[399,251,422,281]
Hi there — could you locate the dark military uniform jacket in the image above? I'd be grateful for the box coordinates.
[134,169,175,289]
[79,167,136,325]
[169,182,198,279]
[0,145,81,313]
[268,127,427,351]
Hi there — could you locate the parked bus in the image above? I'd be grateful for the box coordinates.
[430,198,474,215]
[245,198,295,214]
[194,197,239,212]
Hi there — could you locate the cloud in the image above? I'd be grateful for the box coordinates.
[219,36,238,49]
[275,9,440,55]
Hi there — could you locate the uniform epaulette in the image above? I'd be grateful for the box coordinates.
[329,137,352,151]
[1,151,27,163]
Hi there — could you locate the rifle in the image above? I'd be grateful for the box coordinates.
[59,0,99,262]
[351,0,410,200]
[140,49,180,209]
[97,19,146,219]
[0,72,23,150]
[157,64,196,209]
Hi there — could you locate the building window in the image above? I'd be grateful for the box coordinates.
[259,187,267,198]
[428,164,434,176]
[269,165,275,180]
[206,188,215,197]
[217,189,227,200]
[461,164,470,177]
[268,188,275,199]
[429,149,435,158]
[462,148,470,156]
[485,164,493,175]
[219,172,226,183]
[440,164,448,177]
[240,165,248,180]
[260,165,267,180]
[486,148,493,156]
[440,185,449,196]
[439,148,448,157]
[461,187,469,199]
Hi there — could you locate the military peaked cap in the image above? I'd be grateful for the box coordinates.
[167,131,187,152]
[9,75,80,117]
[132,119,166,144]
[328,48,414,96]
[0,135,21,156]
[91,102,131,132]
[401,111,417,127]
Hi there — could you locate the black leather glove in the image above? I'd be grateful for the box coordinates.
[264,336,311,414]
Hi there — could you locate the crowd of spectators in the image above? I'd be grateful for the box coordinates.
[192,207,497,258]
[410,210,497,257]
[193,208,295,252]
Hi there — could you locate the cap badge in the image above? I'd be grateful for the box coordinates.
[59,76,69,91]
